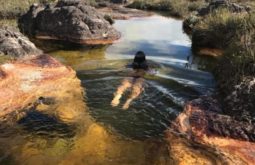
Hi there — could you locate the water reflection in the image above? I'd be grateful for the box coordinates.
[106,16,191,64]
[49,46,107,70]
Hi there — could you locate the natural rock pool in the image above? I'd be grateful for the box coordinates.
[0,15,217,165]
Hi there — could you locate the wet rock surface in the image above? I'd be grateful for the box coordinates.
[0,26,42,57]
[169,97,255,164]
[0,54,85,123]
[18,0,120,45]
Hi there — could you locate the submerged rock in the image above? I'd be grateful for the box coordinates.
[0,54,86,123]
[0,26,42,57]
[18,0,120,45]
[168,97,255,164]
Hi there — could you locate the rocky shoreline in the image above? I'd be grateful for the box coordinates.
[0,23,86,123]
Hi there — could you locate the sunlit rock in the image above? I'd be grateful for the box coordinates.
[166,133,225,165]
[0,54,86,123]
[168,97,255,164]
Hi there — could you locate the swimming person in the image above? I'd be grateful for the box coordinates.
[111,51,149,110]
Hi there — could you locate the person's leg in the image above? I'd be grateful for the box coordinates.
[111,78,132,107]
[122,78,144,110]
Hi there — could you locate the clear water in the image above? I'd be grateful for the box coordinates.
[0,15,217,165]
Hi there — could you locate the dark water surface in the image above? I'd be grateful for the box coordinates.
[0,15,216,165]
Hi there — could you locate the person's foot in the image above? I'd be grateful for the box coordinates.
[111,99,120,107]
[122,99,131,110]
[111,94,121,107]
[122,103,129,110]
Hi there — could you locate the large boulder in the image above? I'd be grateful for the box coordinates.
[0,54,86,123]
[18,0,121,45]
[0,26,42,57]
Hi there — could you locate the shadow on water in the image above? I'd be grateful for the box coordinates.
[17,111,76,139]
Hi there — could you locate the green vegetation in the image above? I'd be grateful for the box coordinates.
[192,9,249,49]
[127,0,205,18]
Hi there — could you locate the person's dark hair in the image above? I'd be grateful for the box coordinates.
[132,51,148,70]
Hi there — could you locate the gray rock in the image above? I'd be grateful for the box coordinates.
[18,0,120,45]
[0,26,42,57]
[198,0,249,16]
